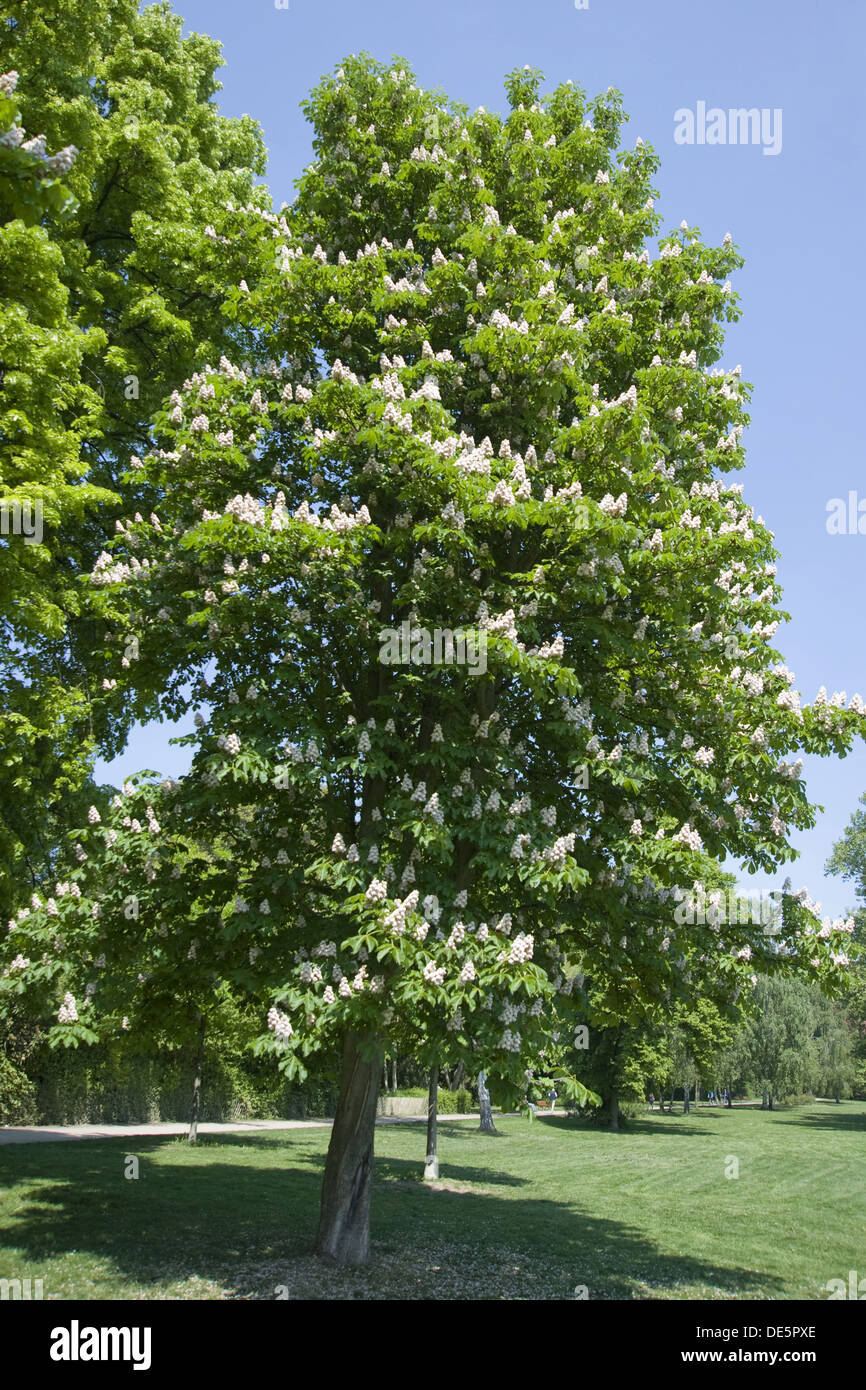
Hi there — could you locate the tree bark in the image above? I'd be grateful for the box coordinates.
[187,1011,206,1144]
[315,1029,383,1264]
[423,1062,439,1180]
[608,1088,619,1131]
[452,1059,465,1092]
[761,1088,768,1110]
[477,1070,497,1133]
[683,1082,690,1116]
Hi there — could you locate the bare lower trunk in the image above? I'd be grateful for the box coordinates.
[683,1083,690,1116]
[761,1088,768,1110]
[315,1029,383,1264]
[188,1012,206,1144]
[477,1071,497,1134]
[608,1088,619,1131]
[423,1062,439,1180]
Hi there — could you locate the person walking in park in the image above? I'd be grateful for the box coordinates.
[549,1086,557,1113]
[648,1092,655,1111]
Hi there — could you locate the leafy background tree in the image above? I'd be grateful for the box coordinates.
[826,799,866,1096]
[0,0,268,918]
[722,975,852,1108]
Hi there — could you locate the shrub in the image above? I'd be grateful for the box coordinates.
[0,1051,38,1125]
[436,1087,472,1114]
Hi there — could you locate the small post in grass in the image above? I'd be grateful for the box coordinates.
[424,1061,440,1181]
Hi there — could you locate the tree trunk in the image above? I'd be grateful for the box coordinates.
[608,1088,619,1132]
[452,1060,465,1092]
[423,1062,439,1180]
[477,1071,497,1134]
[315,1029,383,1264]
[391,1055,397,1094]
[683,1082,690,1116]
[761,1088,768,1110]
[187,1011,206,1144]
[768,1091,774,1110]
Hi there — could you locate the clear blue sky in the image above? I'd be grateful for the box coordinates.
[98,0,866,918]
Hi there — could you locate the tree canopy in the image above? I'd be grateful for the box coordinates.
[3,50,865,1262]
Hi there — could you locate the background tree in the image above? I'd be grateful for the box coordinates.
[0,0,268,919]
[724,974,843,1107]
[827,801,866,1096]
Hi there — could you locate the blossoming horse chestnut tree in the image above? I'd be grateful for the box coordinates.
[3,57,864,1264]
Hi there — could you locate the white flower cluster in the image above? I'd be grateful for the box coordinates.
[543,833,576,865]
[311,940,337,959]
[673,823,703,851]
[2,954,30,977]
[225,493,266,526]
[536,634,564,659]
[487,479,515,508]
[423,959,446,986]
[446,922,466,949]
[267,1006,293,1040]
[482,609,518,642]
[508,932,534,964]
[90,551,133,586]
[58,992,78,1024]
[383,890,418,934]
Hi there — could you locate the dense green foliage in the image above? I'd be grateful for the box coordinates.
[0,0,268,918]
[4,54,863,1120]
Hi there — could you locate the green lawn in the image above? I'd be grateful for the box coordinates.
[1,1100,863,1300]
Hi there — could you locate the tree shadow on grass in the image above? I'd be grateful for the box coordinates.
[770,1108,866,1135]
[0,1133,788,1301]
[539,1114,723,1138]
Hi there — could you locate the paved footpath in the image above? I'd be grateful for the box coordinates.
[0,1120,330,1145]
[2,1105,769,1145]
[0,1113,512,1145]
